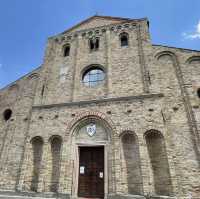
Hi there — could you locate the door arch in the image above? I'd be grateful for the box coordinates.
[68,113,116,198]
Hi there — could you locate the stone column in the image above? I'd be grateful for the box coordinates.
[42,141,52,192]
[58,138,72,196]
[58,140,68,193]
[17,142,33,191]
[138,132,154,196]
[37,141,49,192]
[113,136,122,194]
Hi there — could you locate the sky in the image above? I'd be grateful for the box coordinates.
[0,0,200,89]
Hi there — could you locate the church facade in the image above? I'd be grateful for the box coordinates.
[0,16,200,199]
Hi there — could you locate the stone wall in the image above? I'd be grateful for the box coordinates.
[0,16,199,199]
[0,69,40,190]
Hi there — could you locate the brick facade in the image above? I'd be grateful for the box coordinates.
[0,16,200,199]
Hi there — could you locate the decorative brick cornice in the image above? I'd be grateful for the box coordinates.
[53,21,138,44]
[33,93,164,109]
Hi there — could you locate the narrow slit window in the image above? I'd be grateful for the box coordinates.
[50,136,62,192]
[41,85,45,97]
[89,38,99,51]
[197,88,200,98]
[89,39,95,50]
[63,45,70,57]
[120,33,129,47]
[95,38,99,49]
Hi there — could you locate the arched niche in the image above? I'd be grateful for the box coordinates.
[186,56,200,65]
[24,73,40,96]
[145,130,172,196]
[120,131,143,195]
[155,51,179,94]
[6,84,19,104]
[156,51,176,64]
[27,73,39,80]
[30,136,44,192]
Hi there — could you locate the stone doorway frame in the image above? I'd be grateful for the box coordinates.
[72,142,109,199]
[67,112,116,198]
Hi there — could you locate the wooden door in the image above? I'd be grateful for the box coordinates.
[78,146,104,198]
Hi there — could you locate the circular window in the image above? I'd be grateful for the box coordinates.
[82,67,105,87]
[3,109,12,121]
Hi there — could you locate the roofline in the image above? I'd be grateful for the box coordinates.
[61,15,148,34]
[153,44,200,53]
[0,66,42,92]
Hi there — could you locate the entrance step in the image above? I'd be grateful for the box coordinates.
[0,191,69,199]
[108,194,145,199]
[108,194,176,199]
[0,196,56,199]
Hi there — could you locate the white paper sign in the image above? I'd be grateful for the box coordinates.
[99,172,103,178]
[80,166,85,174]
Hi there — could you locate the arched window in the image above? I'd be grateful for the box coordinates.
[197,88,200,98]
[82,65,105,87]
[50,136,62,192]
[31,137,43,192]
[187,56,200,64]
[63,44,70,57]
[145,130,172,196]
[121,132,142,195]
[120,32,129,47]
[3,109,12,121]
[89,38,99,51]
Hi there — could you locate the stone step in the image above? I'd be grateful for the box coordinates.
[0,191,68,199]
[0,195,56,199]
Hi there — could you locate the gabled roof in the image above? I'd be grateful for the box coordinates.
[61,15,147,34]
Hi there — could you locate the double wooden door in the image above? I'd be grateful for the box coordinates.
[78,146,104,198]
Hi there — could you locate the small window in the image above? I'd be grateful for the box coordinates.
[89,38,99,51]
[3,109,12,121]
[120,33,129,47]
[197,88,200,98]
[63,44,70,57]
[89,39,95,50]
[82,66,105,87]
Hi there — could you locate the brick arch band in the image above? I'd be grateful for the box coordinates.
[66,111,116,138]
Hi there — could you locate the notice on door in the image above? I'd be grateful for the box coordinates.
[80,166,85,174]
[99,172,103,178]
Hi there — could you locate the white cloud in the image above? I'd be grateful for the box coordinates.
[182,20,200,40]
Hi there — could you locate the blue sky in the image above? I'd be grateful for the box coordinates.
[0,0,200,89]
